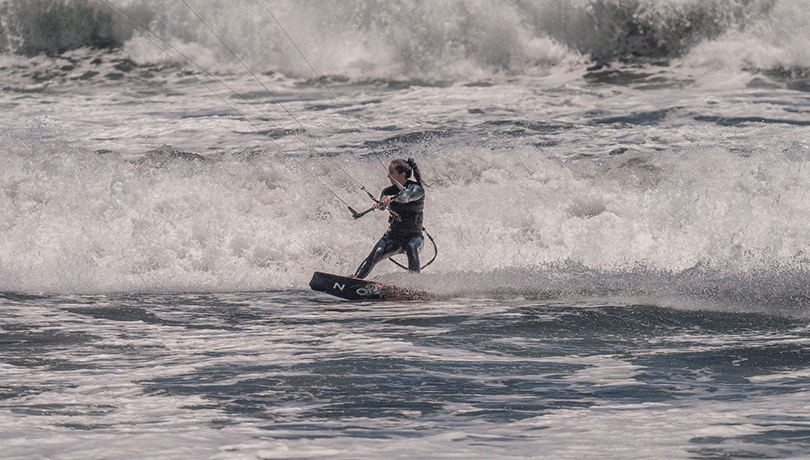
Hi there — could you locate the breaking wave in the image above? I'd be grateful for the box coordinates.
[2,129,810,310]
[1,0,807,79]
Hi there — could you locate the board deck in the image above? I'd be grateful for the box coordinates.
[309,271,438,301]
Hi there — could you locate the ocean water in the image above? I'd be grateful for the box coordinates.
[2,0,810,458]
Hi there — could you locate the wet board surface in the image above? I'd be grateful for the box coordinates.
[309,271,438,301]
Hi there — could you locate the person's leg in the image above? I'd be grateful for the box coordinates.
[404,234,424,273]
[354,236,403,279]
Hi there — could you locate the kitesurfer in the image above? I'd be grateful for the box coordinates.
[354,158,425,279]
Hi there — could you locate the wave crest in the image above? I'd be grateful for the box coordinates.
[1,0,127,55]
[3,0,806,78]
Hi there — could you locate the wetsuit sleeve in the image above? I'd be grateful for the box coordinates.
[392,183,424,203]
[381,185,399,199]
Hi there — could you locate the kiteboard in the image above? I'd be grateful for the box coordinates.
[309,272,438,301]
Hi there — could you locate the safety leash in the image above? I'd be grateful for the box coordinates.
[387,228,438,271]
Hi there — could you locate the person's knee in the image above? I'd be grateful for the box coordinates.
[372,246,389,260]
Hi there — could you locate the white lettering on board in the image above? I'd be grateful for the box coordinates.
[334,282,345,291]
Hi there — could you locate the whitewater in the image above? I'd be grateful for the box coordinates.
[2,0,810,458]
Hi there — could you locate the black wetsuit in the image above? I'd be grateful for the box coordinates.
[354,181,425,279]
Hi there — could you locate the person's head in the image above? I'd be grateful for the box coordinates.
[388,158,422,186]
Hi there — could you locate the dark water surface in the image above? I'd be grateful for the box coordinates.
[2,292,809,459]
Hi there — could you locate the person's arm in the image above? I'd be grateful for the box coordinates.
[378,183,423,208]
[373,186,396,209]
[391,183,424,203]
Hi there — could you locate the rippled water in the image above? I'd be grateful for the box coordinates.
[2,292,810,459]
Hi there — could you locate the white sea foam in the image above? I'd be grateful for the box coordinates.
[2,122,810,302]
[4,0,807,78]
[0,2,809,305]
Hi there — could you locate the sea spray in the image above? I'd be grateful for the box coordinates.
[2,127,810,298]
[3,0,807,78]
